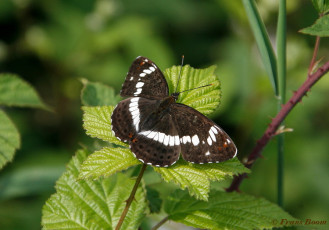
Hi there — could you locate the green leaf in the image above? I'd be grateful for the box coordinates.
[79,147,140,179]
[164,189,298,230]
[153,158,249,201]
[164,65,221,115]
[82,106,128,147]
[80,78,121,106]
[42,149,147,230]
[146,187,162,214]
[242,0,278,95]
[300,14,329,37]
[0,73,48,109]
[312,0,329,14]
[0,110,20,169]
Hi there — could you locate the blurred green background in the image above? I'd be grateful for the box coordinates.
[0,0,328,229]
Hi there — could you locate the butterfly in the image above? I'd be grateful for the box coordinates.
[111,56,237,167]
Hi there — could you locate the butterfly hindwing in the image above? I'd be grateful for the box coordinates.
[170,103,237,164]
[120,56,169,99]
[131,113,181,167]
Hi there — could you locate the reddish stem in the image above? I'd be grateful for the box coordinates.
[226,60,329,192]
[308,36,321,76]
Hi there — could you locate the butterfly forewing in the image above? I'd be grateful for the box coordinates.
[170,103,237,164]
[120,56,169,99]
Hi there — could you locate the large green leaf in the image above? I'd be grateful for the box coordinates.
[82,106,128,147]
[79,147,140,179]
[164,189,298,230]
[0,110,20,169]
[300,14,329,37]
[164,65,221,115]
[154,158,249,201]
[42,149,147,230]
[80,79,121,106]
[0,74,48,109]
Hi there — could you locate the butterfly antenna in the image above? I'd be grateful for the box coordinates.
[174,55,184,93]
[178,84,213,94]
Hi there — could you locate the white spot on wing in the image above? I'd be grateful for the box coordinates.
[191,135,200,146]
[140,73,146,77]
[205,151,211,156]
[207,136,212,145]
[211,126,218,134]
[143,69,152,74]
[158,133,165,143]
[136,82,144,88]
[149,66,155,72]
[169,135,175,146]
[134,88,142,95]
[139,158,144,163]
[175,135,180,145]
[163,135,169,146]
[209,129,216,142]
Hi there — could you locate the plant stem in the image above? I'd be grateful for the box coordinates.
[151,216,169,230]
[115,164,147,230]
[226,60,329,192]
[276,0,286,207]
[308,36,321,76]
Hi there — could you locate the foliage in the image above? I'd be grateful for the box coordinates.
[164,189,298,229]
[300,14,329,37]
[0,73,46,169]
[42,149,147,230]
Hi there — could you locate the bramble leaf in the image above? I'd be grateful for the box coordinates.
[80,79,121,106]
[300,14,329,37]
[153,158,249,201]
[42,149,147,230]
[79,147,140,179]
[0,110,20,169]
[164,65,221,115]
[82,106,128,147]
[0,73,48,109]
[164,189,298,230]
[312,0,329,14]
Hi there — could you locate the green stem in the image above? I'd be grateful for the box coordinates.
[276,0,286,207]
[151,216,169,230]
[115,164,147,230]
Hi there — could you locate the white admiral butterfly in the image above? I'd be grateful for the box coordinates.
[111,56,237,167]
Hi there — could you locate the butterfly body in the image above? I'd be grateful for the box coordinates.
[111,56,237,167]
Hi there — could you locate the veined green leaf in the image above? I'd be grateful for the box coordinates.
[79,147,140,179]
[164,65,221,115]
[42,149,147,230]
[80,78,121,106]
[0,110,20,169]
[82,106,128,147]
[312,0,329,14]
[164,189,298,230]
[242,0,278,95]
[154,158,249,201]
[0,73,48,109]
[300,14,329,37]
